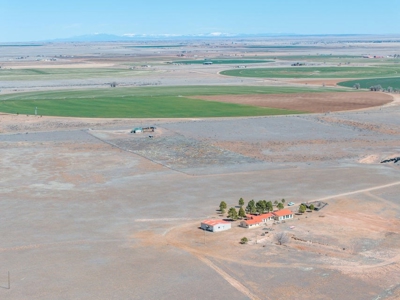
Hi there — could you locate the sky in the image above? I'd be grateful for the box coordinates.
[1,0,400,42]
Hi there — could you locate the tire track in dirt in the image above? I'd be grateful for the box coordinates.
[311,181,400,202]
[195,254,264,300]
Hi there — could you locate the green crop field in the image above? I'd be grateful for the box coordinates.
[0,86,340,118]
[0,68,154,81]
[338,77,400,89]
[220,66,400,79]
[125,45,184,48]
[173,59,272,65]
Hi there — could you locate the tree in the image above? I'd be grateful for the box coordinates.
[256,200,266,214]
[387,86,394,93]
[220,208,225,214]
[246,200,255,213]
[370,85,382,92]
[228,207,238,220]
[266,201,273,212]
[275,232,290,245]
[240,237,248,244]
[277,202,284,210]
[353,83,361,89]
[219,201,227,212]
[299,204,306,214]
[238,207,246,219]
[309,204,315,211]
[239,198,245,207]
[274,200,279,206]
[281,199,286,205]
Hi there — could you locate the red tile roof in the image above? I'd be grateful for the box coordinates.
[242,219,260,225]
[247,213,274,222]
[201,219,230,226]
[272,209,293,217]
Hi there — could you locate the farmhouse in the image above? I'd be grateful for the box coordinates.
[273,209,294,221]
[240,209,294,228]
[240,212,274,228]
[201,219,231,232]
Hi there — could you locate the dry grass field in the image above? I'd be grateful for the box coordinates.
[1,38,400,299]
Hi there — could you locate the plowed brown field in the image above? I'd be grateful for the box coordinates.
[194,92,392,113]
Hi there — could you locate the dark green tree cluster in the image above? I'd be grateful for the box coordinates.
[244,199,274,214]
[299,204,307,214]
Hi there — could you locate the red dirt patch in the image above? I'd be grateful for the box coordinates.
[193,92,393,113]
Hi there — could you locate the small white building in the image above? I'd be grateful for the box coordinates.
[201,219,231,232]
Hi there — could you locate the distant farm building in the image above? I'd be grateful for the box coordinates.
[291,62,305,66]
[201,220,231,232]
[131,127,143,133]
[131,126,156,134]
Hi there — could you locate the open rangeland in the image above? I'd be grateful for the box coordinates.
[1,39,400,300]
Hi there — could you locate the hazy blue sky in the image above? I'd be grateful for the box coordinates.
[1,0,400,41]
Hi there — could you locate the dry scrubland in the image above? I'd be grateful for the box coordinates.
[0,38,400,299]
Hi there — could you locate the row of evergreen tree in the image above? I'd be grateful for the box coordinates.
[218,198,286,220]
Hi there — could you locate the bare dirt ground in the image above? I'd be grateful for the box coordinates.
[283,78,350,87]
[1,40,400,299]
[194,92,393,113]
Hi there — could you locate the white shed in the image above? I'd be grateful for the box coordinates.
[201,220,231,232]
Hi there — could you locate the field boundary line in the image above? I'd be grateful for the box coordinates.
[84,130,193,176]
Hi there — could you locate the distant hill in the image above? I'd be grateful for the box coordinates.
[45,33,375,43]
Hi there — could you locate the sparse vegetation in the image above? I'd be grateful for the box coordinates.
[275,232,290,245]
[240,237,248,244]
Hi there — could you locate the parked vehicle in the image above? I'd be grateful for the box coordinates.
[288,202,295,206]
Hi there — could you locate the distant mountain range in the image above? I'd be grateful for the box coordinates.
[47,33,367,42]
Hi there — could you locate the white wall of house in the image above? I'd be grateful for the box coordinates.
[201,222,231,232]
[276,214,294,221]
[240,221,260,229]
